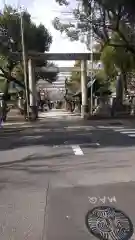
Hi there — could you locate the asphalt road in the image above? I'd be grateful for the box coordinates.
[0,111,135,240]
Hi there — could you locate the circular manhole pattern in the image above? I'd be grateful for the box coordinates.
[85,206,133,240]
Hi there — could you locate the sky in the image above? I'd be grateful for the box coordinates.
[0,0,88,66]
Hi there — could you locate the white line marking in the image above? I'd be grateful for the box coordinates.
[121,131,135,134]
[128,134,135,137]
[76,133,92,136]
[66,126,94,129]
[85,127,95,130]
[98,126,123,129]
[114,128,135,132]
[72,145,84,155]
[21,135,42,139]
[85,142,100,146]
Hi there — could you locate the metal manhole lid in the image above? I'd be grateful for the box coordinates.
[85,206,133,240]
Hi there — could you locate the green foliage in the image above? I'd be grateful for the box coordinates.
[54,0,135,56]
[101,37,135,78]
[101,46,117,78]
[54,0,135,97]
[100,33,135,96]
[70,60,81,83]
[55,0,69,5]
[0,78,6,92]
[65,59,110,96]
[0,5,52,54]
[95,69,108,83]
[36,61,58,83]
[0,5,56,101]
[66,60,81,93]
[94,69,112,96]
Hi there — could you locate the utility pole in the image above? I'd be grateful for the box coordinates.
[81,0,94,116]
[20,9,29,119]
[90,0,94,116]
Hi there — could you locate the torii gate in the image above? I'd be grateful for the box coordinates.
[11,52,100,119]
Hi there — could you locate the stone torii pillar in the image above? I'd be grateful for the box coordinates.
[28,58,38,120]
[81,60,88,118]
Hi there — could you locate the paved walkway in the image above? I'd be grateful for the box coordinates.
[38,109,80,120]
[0,109,80,127]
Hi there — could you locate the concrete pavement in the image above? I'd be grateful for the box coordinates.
[0,110,135,239]
[38,108,81,120]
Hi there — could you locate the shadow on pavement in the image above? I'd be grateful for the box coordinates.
[0,120,135,151]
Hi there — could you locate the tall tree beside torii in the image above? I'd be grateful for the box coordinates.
[0,5,57,100]
[0,5,58,120]
[53,0,135,108]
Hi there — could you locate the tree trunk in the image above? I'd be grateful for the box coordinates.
[122,72,127,94]
[111,73,124,116]
[116,73,124,106]
[114,73,125,113]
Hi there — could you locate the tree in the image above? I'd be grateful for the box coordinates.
[53,0,135,56]
[53,0,135,110]
[94,69,112,96]
[0,6,52,53]
[35,61,58,83]
[0,6,55,95]
[65,59,109,98]
[67,60,81,93]
[0,5,56,120]
[101,33,135,104]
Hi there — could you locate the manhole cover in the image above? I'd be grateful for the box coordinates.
[85,206,133,240]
